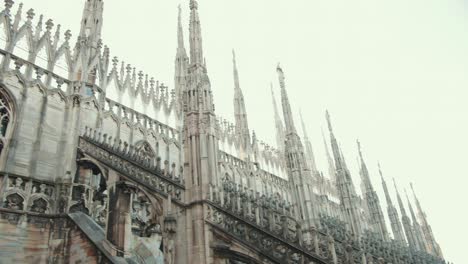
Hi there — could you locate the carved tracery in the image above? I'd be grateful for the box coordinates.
[0,87,13,157]
[5,193,24,210]
[134,140,156,167]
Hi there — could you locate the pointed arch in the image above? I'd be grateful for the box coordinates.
[35,43,50,70]
[106,74,120,103]
[30,197,49,214]
[134,90,145,114]
[121,86,133,108]
[147,98,157,120]
[0,17,9,49]
[12,32,30,60]
[167,110,176,128]
[53,46,71,79]
[4,192,24,210]
[0,86,15,168]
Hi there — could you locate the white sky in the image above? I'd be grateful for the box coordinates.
[20,0,467,262]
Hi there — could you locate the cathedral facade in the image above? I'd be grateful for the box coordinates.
[0,0,446,263]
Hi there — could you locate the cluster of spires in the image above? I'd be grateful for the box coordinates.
[4,0,443,259]
[172,0,443,257]
[1,0,182,120]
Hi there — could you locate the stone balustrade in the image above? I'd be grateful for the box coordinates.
[79,129,185,203]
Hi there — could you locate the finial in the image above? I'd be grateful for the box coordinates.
[170,89,176,101]
[26,8,35,21]
[190,0,198,10]
[64,29,72,42]
[144,74,149,90]
[45,19,54,32]
[120,61,125,78]
[125,64,132,74]
[138,71,144,85]
[4,0,14,13]
[103,45,110,59]
[132,67,136,81]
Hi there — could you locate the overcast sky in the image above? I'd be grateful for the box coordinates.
[19,0,467,262]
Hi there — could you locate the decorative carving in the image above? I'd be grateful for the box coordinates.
[5,193,24,210]
[78,137,184,202]
[30,198,48,214]
[164,218,176,264]
[0,88,13,157]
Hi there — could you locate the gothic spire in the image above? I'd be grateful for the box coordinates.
[300,110,318,172]
[185,0,213,113]
[406,189,428,252]
[233,50,241,92]
[322,129,336,182]
[357,141,388,240]
[271,84,285,152]
[177,5,186,55]
[74,0,103,82]
[79,0,103,48]
[232,50,250,151]
[394,179,408,218]
[174,5,189,115]
[394,179,418,250]
[326,111,341,169]
[326,111,362,236]
[357,140,372,190]
[274,65,319,229]
[379,164,406,244]
[411,184,444,257]
[379,164,392,205]
[189,0,204,66]
[277,64,297,135]
[410,184,423,218]
[405,189,419,227]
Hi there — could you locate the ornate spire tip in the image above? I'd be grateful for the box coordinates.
[190,0,198,10]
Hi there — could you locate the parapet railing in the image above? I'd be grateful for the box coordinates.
[205,193,447,264]
[79,129,185,204]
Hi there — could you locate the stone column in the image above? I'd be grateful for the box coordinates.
[328,233,338,264]
[164,215,177,264]
[106,181,133,256]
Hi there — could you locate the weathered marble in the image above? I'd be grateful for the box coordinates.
[0,0,446,263]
